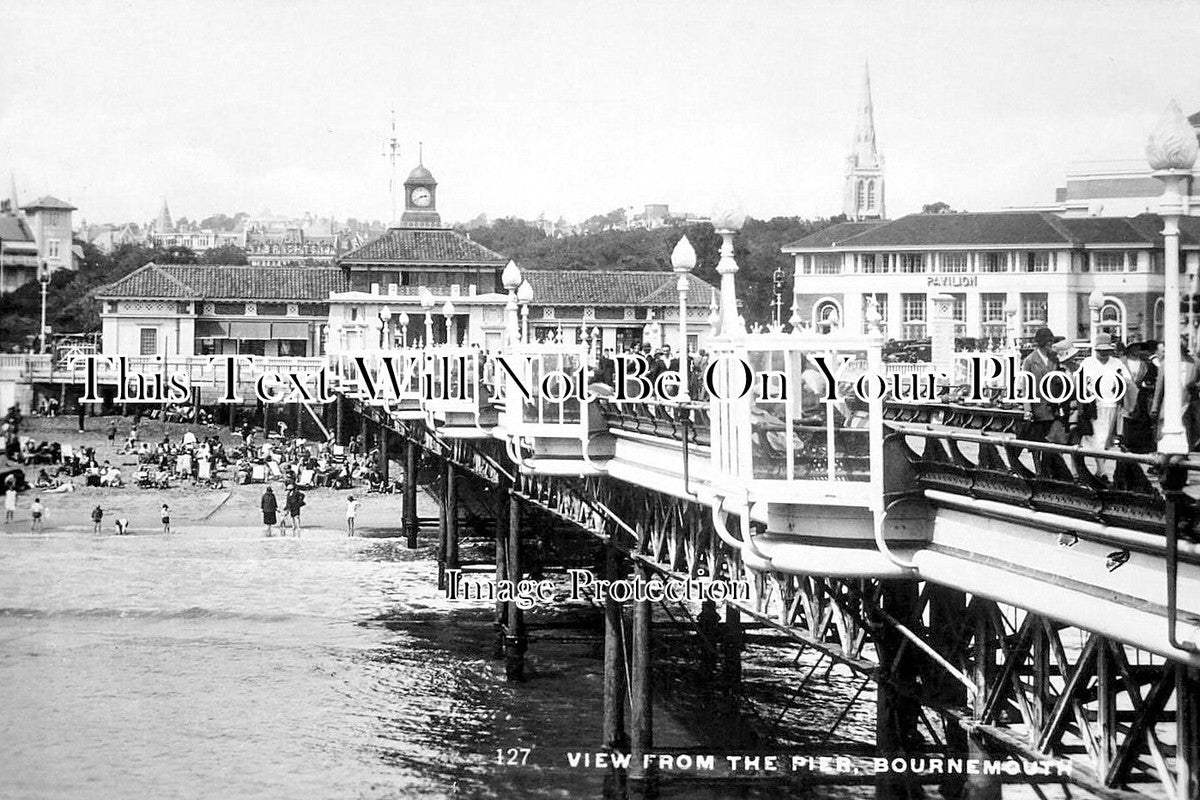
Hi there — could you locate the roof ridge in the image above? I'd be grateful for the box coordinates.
[1035,212,1080,245]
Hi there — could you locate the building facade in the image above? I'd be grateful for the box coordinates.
[784,211,1197,345]
[1,194,80,294]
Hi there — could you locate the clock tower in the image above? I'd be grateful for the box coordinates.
[399,154,441,229]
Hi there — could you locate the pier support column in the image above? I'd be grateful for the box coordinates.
[294,401,302,439]
[335,394,345,445]
[379,423,389,484]
[697,600,719,682]
[403,431,419,549]
[722,603,742,693]
[445,462,458,575]
[603,546,628,750]
[928,586,969,800]
[875,580,923,800]
[965,602,1001,800]
[505,490,527,681]
[493,482,509,659]
[437,460,448,591]
[1179,666,1200,800]
[629,561,653,782]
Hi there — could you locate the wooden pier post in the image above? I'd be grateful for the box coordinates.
[966,602,1001,800]
[603,546,628,750]
[445,461,458,574]
[437,459,448,591]
[1179,665,1199,800]
[697,599,719,681]
[403,431,419,549]
[505,489,527,681]
[629,561,653,782]
[876,580,922,800]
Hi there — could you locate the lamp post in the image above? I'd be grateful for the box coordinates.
[38,260,50,355]
[379,305,392,349]
[442,300,456,345]
[1147,98,1199,453]
[420,288,435,348]
[711,205,747,335]
[502,259,521,348]
[517,280,533,343]
[671,235,695,401]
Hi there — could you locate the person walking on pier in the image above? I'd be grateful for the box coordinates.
[1020,327,1063,444]
[1079,334,1134,479]
[261,487,278,537]
[345,495,358,537]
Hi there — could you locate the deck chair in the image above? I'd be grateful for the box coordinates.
[251,464,267,483]
[297,468,315,488]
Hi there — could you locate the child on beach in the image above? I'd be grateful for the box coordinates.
[4,485,15,524]
[91,505,103,534]
[161,504,171,535]
[30,498,44,532]
[345,496,358,537]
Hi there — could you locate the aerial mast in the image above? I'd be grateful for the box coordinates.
[383,110,400,224]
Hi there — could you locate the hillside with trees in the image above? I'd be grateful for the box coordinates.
[463,215,842,324]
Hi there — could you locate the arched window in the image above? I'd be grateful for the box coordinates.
[1154,297,1165,340]
[1099,300,1125,342]
[813,299,841,333]
[855,181,864,211]
[867,180,876,209]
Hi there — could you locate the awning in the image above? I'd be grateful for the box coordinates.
[195,320,230,338]
[271,322,310,339]
[227,321,274,339]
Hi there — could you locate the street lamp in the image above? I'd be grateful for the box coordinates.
[671,235,696,401]
[711,204,746,335]
[379,305,392,349]
[38,260,51,355]
[1147,98,1198,453]
[517,279,533,343]
[502,259,521,348]
[442,300,456,345]
[419,288,435,348]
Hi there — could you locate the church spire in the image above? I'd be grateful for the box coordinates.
[843,61,885,221]
[157,197,174,234]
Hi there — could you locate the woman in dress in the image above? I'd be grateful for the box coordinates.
[261,487,278,537]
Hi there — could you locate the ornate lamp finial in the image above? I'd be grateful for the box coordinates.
[502,259,521,291]
[1147,99,1199,172]
[670,235,696,272]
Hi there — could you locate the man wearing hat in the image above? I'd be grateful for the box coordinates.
[1020,327,1063,442]
[1078,333,1135,477]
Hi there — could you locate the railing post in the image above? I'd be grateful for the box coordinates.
[445,461,458,575]
[379,421,389,485]
[493,479,509,660]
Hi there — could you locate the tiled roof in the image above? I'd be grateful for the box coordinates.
[1056,217,1151,244]
[783,221,886,250]
[0,216,34,243]
[826,212,1077,248]
[522,270,717,307]
[97,264,348,300]
[21,195,76,211]
[340,227,505,264]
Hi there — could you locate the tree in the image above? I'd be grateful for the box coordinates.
[921,201,956,214]
[200,244,249,265]
[157,245,198,264]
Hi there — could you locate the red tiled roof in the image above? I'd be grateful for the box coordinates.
[522,270,717,307]
[339,227,505,264]
[97,263,348,300]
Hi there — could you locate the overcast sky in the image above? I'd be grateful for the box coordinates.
[3,0,1199,227]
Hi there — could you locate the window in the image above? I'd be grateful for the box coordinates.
[859,253,882,273]
[866,180,876,209]
[981,252,1008,273]
[139,328,157,355]
[940,252,968,273]
[980,293,1007,342]
[213,302,243,315]
[278,340,308,357]
[258,303,287,316]
[856,181,864,210]
[47,240,60,258]
[814,301,840,331]
[901,293,926,340]
[1155,297,1165,339]
[1025,251,1050,272]
[239,339,266,356]
[951,294,966,332]
[812,254,841,275]
[1021,293,1048,338]
[1099,301,1123,338]
[1092,251,1124,272]
[899,253,925,273]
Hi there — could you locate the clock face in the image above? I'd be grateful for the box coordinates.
[411,187,432,207]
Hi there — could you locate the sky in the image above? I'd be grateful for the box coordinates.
[3,0,1200,227]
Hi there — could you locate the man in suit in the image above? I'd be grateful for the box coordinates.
[1021,327,1062,442]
